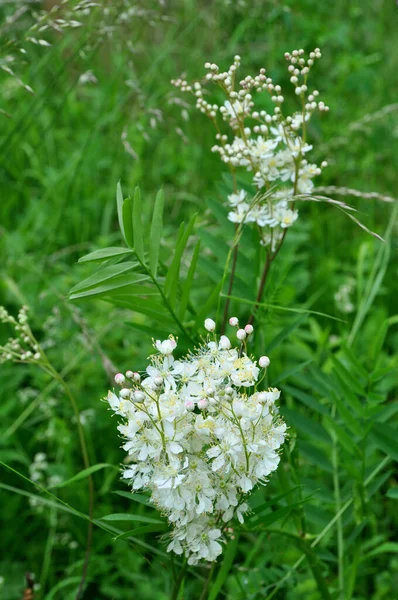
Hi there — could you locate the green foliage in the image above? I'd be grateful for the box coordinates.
[1,1,398,599]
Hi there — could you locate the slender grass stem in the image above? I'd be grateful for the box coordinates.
[171,559,189,600]
[331,406,344,598]
[221,237,239,333]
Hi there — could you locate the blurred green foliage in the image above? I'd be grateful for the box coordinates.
[1,1,397,599]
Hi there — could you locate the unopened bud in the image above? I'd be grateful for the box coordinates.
[244,324,254,335]
[114,373,125,385]
[204,318,216,332]
[133,391,145,403]
[120,388,131,399]
[259,356,270,368]
[229,317,239,327]
[198,399,208,410]
[236,329,246,341]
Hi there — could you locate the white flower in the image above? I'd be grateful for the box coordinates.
[204,318,216,332]
[106,318,285,563]
[155,337,177,355]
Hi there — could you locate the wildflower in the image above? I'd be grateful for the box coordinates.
[173,48,329,248]
[108,319,286,563]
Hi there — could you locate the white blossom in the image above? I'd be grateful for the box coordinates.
[107,320,286,564]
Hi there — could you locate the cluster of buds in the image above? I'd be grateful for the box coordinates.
[0,305,42,365]
[107,318,286,564]
[172,48,329,251]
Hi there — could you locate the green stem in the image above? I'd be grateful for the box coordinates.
[221,237,239,334]
[199,563,216,600]
[331,405,344,598]
[44,362,94,600]
[171,559,189,600]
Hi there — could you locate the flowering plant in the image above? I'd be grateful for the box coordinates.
[172,48,329,250]
[108,318,286,564]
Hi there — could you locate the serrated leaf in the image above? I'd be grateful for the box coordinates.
[122,197,134,247]
[78,247,133,263]
[133,186,145,262]
[149,189,164,276]
[51,463,117,488]
[101,513,163,524]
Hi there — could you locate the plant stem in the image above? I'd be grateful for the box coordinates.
[199,563,216,600]
[221,239,239,333]
[48,367,94,600]
[247,251,272,325]
[331,406,344,598]
[171,560,189,600]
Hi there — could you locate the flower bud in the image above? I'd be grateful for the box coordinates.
[236,329,246,341]
[259,356,270,368]
[244,324,254,335]
[204,318,216,332]
[185,400,195,411]
[257,392,268,404]
[132,372,141,382]
[120,388,131,399]
[114,373,125,385]
[198,399,208,410]
[126,370,134,379]
[154,376,163,387]
[219,335,231,350]
[133,391,145,403]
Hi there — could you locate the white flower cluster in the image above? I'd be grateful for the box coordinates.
[107,318,286,564]
[0,305,42,364]
[334,278,356,314]
[172,49,328,250]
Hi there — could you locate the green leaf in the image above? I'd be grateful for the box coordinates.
[107,297,175,325]
[100,513,164,524]
[51,463,117,488]
[78,247,133,263]
[194,282,222,330]
[70,274,149,300]
[116,181,126,242]
[113,490,152,506]
[133,186,145,262]
[164,214,197,303]
[333,395,363,438]
[386,488,398,499]
[113,523,168,541]
[149,189,164,276]
[282,408,330,443]
[284,384,328,416]
[208,535,240,600]
[362,542,398,561]
[267,314,307,353]
[179,240,200,320]
[122,197,134,247]
[371,423,398,461]
[70,263,138,295]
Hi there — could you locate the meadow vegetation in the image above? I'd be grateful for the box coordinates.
[1,1,397,599]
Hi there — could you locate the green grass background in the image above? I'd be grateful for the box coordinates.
[1,1,397,599]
